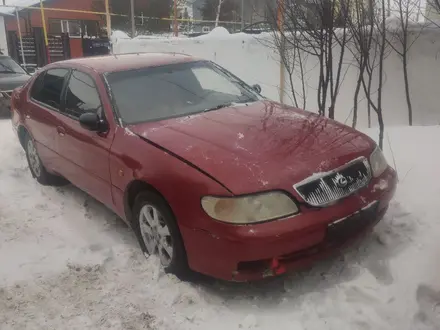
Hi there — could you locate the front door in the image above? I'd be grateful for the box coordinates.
[56,69,114,208]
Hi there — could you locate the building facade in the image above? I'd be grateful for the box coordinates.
[3,0,103,59]
[0,14,10,55]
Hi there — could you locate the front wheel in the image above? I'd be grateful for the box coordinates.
[132,191,189,278]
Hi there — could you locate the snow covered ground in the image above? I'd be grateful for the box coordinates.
[1,118,440,330]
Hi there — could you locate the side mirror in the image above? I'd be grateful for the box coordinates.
[79,112,108,132]
[252,84,262,94]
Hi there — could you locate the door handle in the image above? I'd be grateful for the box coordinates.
[57,126,66,137]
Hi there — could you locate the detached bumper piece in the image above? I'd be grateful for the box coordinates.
[327,202,379,243]
[233,202,385,281]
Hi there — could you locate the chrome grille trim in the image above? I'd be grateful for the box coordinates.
[293,157,372,207]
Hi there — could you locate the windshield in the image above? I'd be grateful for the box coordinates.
[0,57,27,74]
[106,61,261,124]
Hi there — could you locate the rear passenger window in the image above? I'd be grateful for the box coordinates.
[31,68,69,110]
[64,70,102,119]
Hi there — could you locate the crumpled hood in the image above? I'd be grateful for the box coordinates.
[128,101,376,194]
[0,73,31,91]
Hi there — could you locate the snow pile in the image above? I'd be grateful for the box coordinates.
[111,30,131,45]
[385,16,421,32]
[1,118,440,329]
[204,26,230,37]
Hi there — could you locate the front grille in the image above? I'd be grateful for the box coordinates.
[294,157,371,207]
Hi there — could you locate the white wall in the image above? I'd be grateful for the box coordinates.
[113,29,440,128]
[0,16,8,55]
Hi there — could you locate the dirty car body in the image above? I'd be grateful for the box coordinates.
[11,53,397,281]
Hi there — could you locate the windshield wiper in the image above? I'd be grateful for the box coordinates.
[204,102,233,112]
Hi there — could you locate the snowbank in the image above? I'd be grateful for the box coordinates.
[111,30,131,45]
[1,118,440,329]
[203,26,230,37]
[113,28,440,128]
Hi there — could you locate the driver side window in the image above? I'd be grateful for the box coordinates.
[64,70,102,119]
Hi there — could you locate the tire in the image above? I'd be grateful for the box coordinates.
[24,133,68,186]
[132,190,189,279]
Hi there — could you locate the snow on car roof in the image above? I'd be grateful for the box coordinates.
[52,52,200,74]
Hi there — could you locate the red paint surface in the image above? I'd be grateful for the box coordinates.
[69,38,83,58]
[11,55,398,281]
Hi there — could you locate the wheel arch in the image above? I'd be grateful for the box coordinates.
[123,180,173,224]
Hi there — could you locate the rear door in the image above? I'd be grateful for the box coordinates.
[26,68,70,173]
[56,69,114,208]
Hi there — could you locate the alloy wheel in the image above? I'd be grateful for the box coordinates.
[139,204,174,267]
[27,139,41,178]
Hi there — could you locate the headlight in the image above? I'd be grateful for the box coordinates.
[369,146,388,178]
[201,192,299,224]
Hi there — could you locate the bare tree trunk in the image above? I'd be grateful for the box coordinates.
[367,78,372,128]
[377,106,385,148]
[266,0,349,117]
[215,0,224,28]
[361,69,373,128]
[377,0,387,149]
[352,68,363,128]
[298,50,307,110]
[401,3,413,126]
[387,0,421,126]
[402,51,413,125]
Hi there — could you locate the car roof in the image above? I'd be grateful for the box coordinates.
[53,52,201,74]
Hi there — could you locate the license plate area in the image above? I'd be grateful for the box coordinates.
[327,202,379,243]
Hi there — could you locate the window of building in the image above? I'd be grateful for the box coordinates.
[83,21,99,37]
[49,19,82,36]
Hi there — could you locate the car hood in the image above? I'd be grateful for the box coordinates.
[0,73,31,91]
[128,101,376,194]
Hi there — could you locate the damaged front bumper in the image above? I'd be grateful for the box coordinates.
[180,167,398,281]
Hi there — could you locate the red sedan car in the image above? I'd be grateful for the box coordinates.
[10,53,397,281]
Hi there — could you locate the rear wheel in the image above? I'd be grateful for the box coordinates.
[24,134,68,186]
[132,191,189,278]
